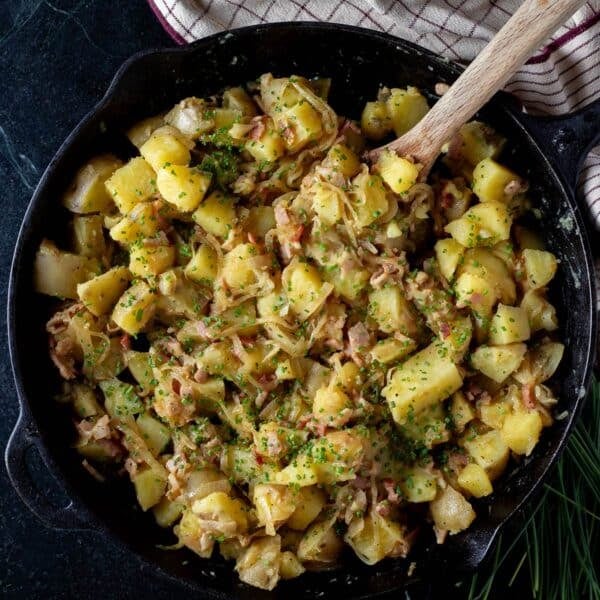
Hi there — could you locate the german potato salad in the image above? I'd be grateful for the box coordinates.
[35,74,563,590]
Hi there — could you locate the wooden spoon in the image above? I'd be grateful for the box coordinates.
[367,0,586,174]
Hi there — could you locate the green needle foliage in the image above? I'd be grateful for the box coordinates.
[466,377,600,600]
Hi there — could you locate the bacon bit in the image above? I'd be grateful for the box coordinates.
[46,302,85,334]
[171,378,181,396]
[375,501,391,517]
[274,205,290,226]
[291,224,305,243]
[522,383,536,409]
[120,334,132,351]
[151,200,171,230]
[248,116,267,141]
[470,292,484,305]
[194,368,209,384]
[446,452,470,474]
[253,450,264,466]
[383,479,401,503]
[339,119,361,140]
[352,476,371,490]
[464,381,490,404]
[195,320,212,340]
[280,126,294,145]
[247,232,257,244]
[439,322,452,339]
[348,322,372,357]
[297,415,311,430]
[440,192,454,209]
[49,337,78,380]
[504,179,528,197]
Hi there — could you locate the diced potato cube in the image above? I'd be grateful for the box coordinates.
[34,240,99,299]
[112,281,156,335]
[324,143,361,178]
[520,290,558,332]
[457,463,493,498]
[470,343,527,383]
[450,391,475,432]
[463,430,509,480]
[222,243,261,291]
[213,107,241,131]
[72,215,105,258]
[345,511,407,565]
[369,286,419,337]
[435,238,465,281]
[127,351,156,392]
[132,467,167,511]
[311,430,364,485]
[399,467,438,502]
[351,171,389,227]
[71,383,103,418]
[445,201,512,247]
[153,497,184,528]
[472,158,520,203]
[361,100,392,140]
[330,361,362,393]
[459,248,516,304]
[521,249,557,290]
[489,304,531,345]
[136,412,171,455]
[370,337,416,364]
[283,258,331,320]
[223,87,257,116]
[287,486,326,530]
[382,341,463,425]
[192,492,249,533]
[192,191,237,238]
[297,520,343,565]
[105,157,157,214]
[244,206,275,240]
[430,485,475,534]
[127,114,165,149]
[324,258,369,301]
[109,202,162,246]
[479,398,512,430]
[377,151,420,194]
[129,243,175,278]
[385,87,429,137]
[156,165,211,212]
[63,155,122,214]
[245,117,285,163]
[140,132,191,171]
[77,266,130,316]
[280,552,305,580]
[184,243,218,284]
[501,410,543,456]
[312,183,342,226]
[455,121,505,167]
[253,484,296,535]
[156,268,208,321]
[453,271,497,316]
[313,386,352,428]
[280,100,323,152]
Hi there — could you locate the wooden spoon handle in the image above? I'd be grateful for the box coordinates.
[376,0,586,165]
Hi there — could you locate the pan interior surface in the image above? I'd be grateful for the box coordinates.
[8,23,595,600]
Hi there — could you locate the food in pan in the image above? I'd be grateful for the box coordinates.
[34,74,563,590]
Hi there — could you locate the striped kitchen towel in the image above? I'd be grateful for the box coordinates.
[147,0,600,231]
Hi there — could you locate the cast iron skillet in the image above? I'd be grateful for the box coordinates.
[5,22,599,599]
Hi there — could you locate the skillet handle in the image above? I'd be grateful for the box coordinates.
[5,411,94,531]
[518,97,600,195]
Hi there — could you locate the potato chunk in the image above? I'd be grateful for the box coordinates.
[312,183,342,226]
[369,286,419,337]
[253,484,296,535]
[129,243,175,278]
[72,215,106,258]
[34,240,99,299]
[77,266,131,316]
[360,100,392,140]
[283,258,332,320]
[184,243,218,284]
[287,487,326,531]
[382,342,463,425]
[222,243,262,291]
[521,249,557,290]
[488,304,530,345]
[324,143,361,178]
[112,281,156,335]
[435,238,465,281]
[472,158,520,203]
[445,201,512,247]
[521,290,558,332]
[385,86,429,137]
[377,151,420,194]
[109,201,162,246]
[157,165,211,212]
[245,117,285,163]
[457,463,493,498]
[63,155,122,214]
[279,100,323,152]
[459,248,516,305]
[140,131,191,171]
[501,410,543,456]
[105,157,156,214]
[430,485,475,534]
[463,430,509,480]
[470,343,527,383]
[351,170,389,227]
[192,191,237,238]
[132,467,167,511]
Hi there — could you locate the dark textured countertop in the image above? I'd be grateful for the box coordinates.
[0,2,180,598]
